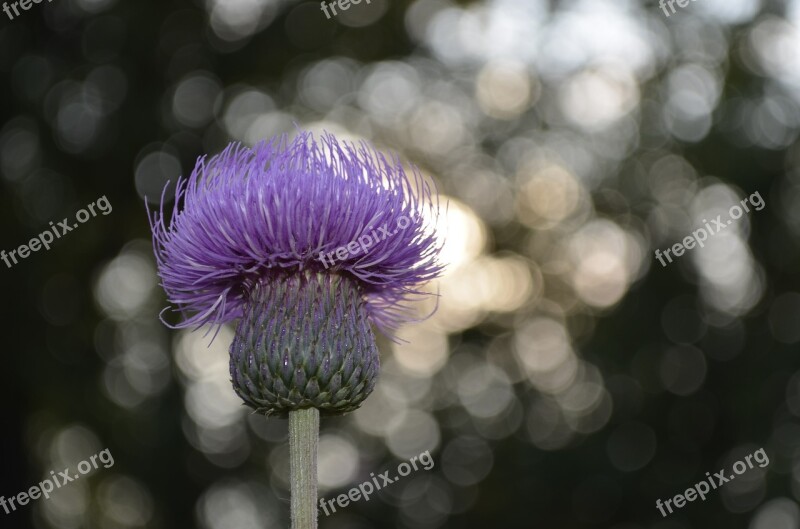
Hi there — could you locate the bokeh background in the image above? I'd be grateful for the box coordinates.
[2,0,800,527]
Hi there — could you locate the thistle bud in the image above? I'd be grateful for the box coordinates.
[229,270,379,416]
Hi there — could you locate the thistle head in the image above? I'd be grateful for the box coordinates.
[150,132,444,416]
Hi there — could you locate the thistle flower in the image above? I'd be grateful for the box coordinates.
[149,131,443,417]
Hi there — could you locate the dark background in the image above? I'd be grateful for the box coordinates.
[1,0,800,528]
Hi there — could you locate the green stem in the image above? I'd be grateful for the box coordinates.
[289,408,319,529]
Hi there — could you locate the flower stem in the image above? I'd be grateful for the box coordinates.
[289,408,319,529]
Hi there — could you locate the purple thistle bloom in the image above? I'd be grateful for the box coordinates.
[149,131,444,415]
